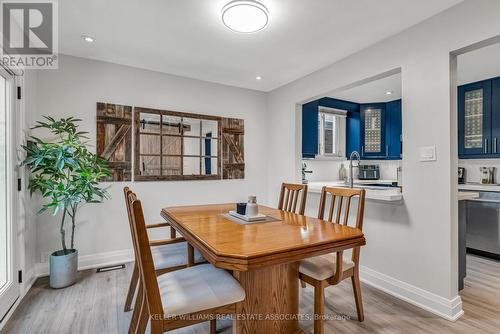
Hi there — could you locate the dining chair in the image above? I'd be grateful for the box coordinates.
[299,186,366,334]
[123,187,204,313]
[278,182,308,215]
[127,193,246,334]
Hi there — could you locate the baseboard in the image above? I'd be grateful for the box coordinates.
[36,248,134,277]
[360,265,464,321]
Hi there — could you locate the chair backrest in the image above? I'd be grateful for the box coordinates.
[317,186,365,230]
[127,192,164,319]
[123,187,138,261]
[278,183,308,215]
[317,186,366,273]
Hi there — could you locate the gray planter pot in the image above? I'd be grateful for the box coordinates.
[49,249,78,288]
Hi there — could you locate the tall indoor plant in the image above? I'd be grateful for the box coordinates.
[22,116,110,288]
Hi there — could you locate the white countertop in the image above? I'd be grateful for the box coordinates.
[458,183,500,192]
[458,191,479,201]
[306,180,403,202]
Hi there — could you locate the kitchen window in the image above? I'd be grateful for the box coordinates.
[318,107,346,157]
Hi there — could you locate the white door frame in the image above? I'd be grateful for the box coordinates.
[0,67,19,323]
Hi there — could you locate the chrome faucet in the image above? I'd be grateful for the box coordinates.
[348,151,361,188]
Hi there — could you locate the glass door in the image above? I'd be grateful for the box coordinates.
[458,80,492,157]
[0,69,18,321]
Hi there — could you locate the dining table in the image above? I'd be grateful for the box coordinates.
[161,203,365,334]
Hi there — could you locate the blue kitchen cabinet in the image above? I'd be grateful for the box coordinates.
[360,103,387,159]
[303,97,401,160]
[491,78,500,157]
[302,100,320,158]
[386,99,402,159]
[346,110,361,158]
[458,80,492,158]
[302,98,360,159]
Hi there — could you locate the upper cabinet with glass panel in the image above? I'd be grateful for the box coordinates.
[458,80,492,158]
[360,103,386,158]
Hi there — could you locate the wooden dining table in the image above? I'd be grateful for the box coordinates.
[161,203,365,334]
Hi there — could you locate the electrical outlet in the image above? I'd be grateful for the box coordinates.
[41,251,50,263]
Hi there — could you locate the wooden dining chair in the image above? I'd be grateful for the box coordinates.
[299,186,366,334]
[278,182,308,215]
[128,193,245,334]
[123,187,203,313]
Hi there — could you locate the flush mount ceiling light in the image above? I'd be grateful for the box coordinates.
[255,76,262,80]
[385,90,393,95]
[221,0,269,33]
[82,35,95,43]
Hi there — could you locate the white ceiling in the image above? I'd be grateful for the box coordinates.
[328,73,402,103]
[59,0,463,92]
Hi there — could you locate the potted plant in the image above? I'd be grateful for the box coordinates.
[22,116,110,288]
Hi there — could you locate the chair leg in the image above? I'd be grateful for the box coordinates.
[129,283,143,333]
[170,226,176,239]
[124,264,139,312]
[209,319,217,334]
[300,280,306,288]
[313,283,325,334]
[187,244,195,267]
[351,272,364,322]
[136,290,149,334]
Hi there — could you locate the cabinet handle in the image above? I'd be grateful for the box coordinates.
[361,145,364,156]
[485,139,488,154]
[495,138,498,154]
[386,145,389,157]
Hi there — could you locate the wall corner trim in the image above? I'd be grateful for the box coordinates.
[360,265,464,321]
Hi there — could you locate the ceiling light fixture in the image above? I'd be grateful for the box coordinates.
[221,0,269,33]
[385,90,393,95]
[256,76,262,80]
[82,35,95,43]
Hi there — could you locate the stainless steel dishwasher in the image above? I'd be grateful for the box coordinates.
[466,191,500,258]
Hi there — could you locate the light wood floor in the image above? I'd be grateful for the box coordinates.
[2,254,500,333]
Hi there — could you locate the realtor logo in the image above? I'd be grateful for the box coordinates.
[0,0,58,69]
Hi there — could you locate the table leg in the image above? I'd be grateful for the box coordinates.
[233,262,304,334]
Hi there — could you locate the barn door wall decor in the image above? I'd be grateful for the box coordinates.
[96,102,133,181]
[96,103,244,181]
[221,118,244,179]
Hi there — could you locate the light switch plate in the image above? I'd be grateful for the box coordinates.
[419,146,436,162]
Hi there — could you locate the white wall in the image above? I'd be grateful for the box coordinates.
[458,159,500,183]
[33,55,268,270]
[303,159,401,182]
[267,0,500,320]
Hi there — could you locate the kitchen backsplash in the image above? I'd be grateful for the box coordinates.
[303,159,401,182]
[458,159,500,183]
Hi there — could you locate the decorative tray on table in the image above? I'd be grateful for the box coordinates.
[228,210,267,222]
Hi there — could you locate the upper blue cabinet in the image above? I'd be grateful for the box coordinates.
[302,97,402,160]
[359,100,402,160]
[386,99,403,159]
[360,103,387,158]
[458,79,494,158]
[302,98,360,159]
[302,100,320,159]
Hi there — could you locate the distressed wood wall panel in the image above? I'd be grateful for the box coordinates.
[222,118,245,179]
[96,102,132,181]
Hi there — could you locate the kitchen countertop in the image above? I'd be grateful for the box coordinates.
[458,183,500,192]
[458,191,479,201]
[306,180,403,202]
